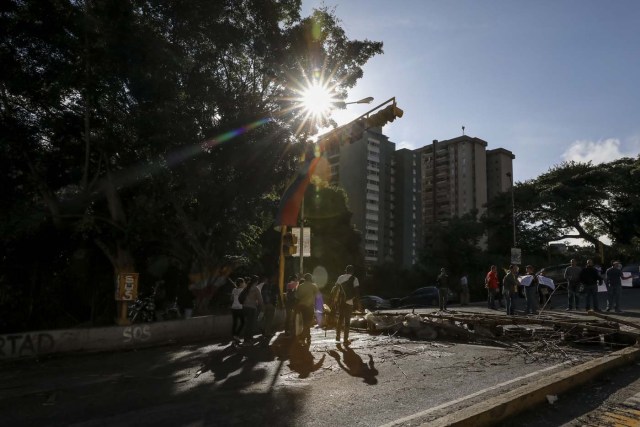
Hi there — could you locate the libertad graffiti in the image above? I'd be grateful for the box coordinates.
[0,333,55,358]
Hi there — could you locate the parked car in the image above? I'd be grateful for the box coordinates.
[359,295,391,311]
[391,286,440,308]
[622,264,640,288]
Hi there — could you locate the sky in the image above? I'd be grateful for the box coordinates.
[301,0,640,182]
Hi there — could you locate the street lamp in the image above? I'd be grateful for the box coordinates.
[332,96,374,109]
[506,172,516,247]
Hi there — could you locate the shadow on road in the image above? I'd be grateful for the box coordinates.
[328,344,379,385]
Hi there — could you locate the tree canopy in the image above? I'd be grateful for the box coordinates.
[0,0,382,331]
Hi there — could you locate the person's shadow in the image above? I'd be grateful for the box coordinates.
[328,344,378,385]
[270,333,326,379]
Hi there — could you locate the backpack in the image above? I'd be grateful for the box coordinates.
[239,286,250,304]
[340,275,356,301]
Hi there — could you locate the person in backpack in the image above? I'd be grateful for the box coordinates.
[334,265,360,346]
[241,276,263,346]
[229,277,246,342]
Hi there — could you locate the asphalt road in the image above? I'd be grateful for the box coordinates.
[2,287,640,427]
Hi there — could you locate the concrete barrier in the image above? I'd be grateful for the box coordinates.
[1,307,287,361]
[1,314,232,361]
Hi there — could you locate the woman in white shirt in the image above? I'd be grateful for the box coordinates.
[230,278,246,341]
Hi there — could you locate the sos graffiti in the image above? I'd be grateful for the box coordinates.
[122,325,151,343]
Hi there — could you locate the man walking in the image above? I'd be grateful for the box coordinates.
[580,259,601,312]
[503,265,519,315]
[295,273,319,346]
[333,265,360,346]
[437,268,449,311]
[485,265,500,309]
[605,261,624,313]
[564,259,582,311]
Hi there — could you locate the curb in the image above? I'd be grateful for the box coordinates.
[426,345,640,427]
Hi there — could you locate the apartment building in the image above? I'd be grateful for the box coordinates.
[329,128,422,269]
[329,131,513,269]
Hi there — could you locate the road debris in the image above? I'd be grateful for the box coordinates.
[344,309,639,361]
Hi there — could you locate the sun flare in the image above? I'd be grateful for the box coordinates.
[300,82,335,118]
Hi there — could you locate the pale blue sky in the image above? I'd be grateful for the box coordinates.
[302,0,640,181]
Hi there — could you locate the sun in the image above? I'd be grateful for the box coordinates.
[300,81,336,119]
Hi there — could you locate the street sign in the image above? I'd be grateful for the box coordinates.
[510,248,522,265]
[116,273,139,301]
[290,227,311,257]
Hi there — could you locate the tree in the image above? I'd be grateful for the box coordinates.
[418,211,486,287]
[302,183,364,288]
[515,157,640,259]
[0,1,383,329]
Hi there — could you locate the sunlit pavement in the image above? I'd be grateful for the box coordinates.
[3,288,640,426]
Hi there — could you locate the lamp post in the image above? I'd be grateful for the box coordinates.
[298,96,375,276]
[506,172,516,247]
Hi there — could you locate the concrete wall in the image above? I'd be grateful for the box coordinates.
[0,311,282,361]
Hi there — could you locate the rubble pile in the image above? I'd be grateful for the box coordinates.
[348,309,639,351]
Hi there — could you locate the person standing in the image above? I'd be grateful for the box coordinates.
[333,265,360,346]
[241,276,263,346]
[295,273,320,346]
[229,278,246,342]
[436,268,449,311]
[503,265,519,315]
[580,259,601,312]
[564,259,582,311]
[459,274,470,306]
[284,275,299,336]
[605,261,624,313]
[485,266,500,309]
[524,265,539,315]
[260,276,279,338]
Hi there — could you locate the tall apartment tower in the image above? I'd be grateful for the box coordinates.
[392,148,422,267]
[486,148,516,200]
[328,127,420,269]
[329,127,394,267]
[418,136,489,226]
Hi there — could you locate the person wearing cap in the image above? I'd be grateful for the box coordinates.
[503,265,519,315]
[605,261,624,313]
[436,268,449,311]
[295,273,319,346]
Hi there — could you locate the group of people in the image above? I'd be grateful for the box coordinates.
[481,259,629,316]
[564,258,627,313]
[284,265,360,346]
[229,265,360,348]
[229,275,279,346]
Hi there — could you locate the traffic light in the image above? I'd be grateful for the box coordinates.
[282,232,298,256]
[366,104,404,128]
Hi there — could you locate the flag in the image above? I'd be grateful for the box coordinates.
[537,275,556,290]
[519,275,534,287]
[275,152,322,226]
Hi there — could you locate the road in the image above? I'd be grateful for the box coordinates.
[2,287,640,426]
